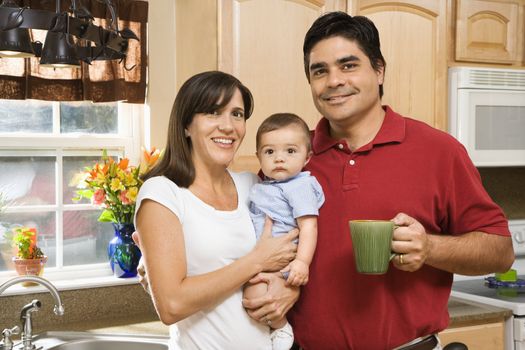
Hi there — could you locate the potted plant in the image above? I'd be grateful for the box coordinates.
[9,226,47,281]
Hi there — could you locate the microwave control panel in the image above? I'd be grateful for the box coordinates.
[511,220,525,256]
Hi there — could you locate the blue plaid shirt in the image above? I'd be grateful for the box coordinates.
[249,171,325,239]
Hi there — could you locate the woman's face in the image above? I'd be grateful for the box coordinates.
[186,88,246,169]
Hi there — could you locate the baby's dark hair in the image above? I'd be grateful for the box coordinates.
[256,113,311,151]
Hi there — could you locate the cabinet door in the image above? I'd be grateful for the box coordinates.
[348,0,448,131]
[219,0,346,172]
[455,0,524,65]
[439,321,505,350]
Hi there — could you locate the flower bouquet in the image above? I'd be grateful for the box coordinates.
[74,148,162,277]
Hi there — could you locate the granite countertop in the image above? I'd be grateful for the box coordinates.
[56,315,169,336]
[78,319,169,336]
[447,297,512,327]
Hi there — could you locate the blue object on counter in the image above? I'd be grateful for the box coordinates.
[485,276,525,289]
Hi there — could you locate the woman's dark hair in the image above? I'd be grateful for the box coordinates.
[303,11,386,97]
[143,71,254,187]
[256,113,311,152]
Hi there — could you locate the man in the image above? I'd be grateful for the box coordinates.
[243,11,514,350]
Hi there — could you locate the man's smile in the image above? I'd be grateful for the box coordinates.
[321,90,357,104]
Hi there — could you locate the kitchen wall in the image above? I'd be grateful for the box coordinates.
[146,0,176,151]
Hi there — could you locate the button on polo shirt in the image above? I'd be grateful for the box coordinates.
[343,156,358,191]
[330,141,362,191]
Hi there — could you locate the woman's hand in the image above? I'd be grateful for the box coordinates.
[253,218,298,272]
[242,272,300,325]
[132,231,150,294]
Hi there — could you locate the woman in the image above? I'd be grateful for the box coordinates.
[134,71,298,349]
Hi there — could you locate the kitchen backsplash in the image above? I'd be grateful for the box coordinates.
[478,167,525,220]
[0,283,158,333]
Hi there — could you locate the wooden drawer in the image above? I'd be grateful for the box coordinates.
[439,321,505,350]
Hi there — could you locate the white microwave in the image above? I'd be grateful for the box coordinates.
[448,67,525,166]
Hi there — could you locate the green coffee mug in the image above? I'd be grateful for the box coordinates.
[349,220,397,275]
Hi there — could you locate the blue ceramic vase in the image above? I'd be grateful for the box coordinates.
[108,223,141,278]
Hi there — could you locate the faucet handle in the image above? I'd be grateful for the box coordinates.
[8,326,19,335]
[1,325,20,350]
[2,325,20,337]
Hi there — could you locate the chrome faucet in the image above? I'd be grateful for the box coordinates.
[0,276,65,350]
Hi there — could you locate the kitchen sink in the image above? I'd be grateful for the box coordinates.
[29,331,169,350]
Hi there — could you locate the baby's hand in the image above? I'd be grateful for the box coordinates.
[283,259,309,286]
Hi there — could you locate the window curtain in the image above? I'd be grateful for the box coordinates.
[0,0,148,103]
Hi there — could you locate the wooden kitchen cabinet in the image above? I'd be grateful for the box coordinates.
[177,0,453,171]
[347,0,449,131]
[454,0,525,66]
[176,0,346,172]
[439,320,505,350]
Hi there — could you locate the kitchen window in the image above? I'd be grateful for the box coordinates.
[0,99,142,283]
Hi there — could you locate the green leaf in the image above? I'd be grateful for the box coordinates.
[98,209,117,223]
[78,189,94,199]
[73,189,94,202]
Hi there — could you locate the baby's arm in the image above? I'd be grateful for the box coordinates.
[284,215,318,286]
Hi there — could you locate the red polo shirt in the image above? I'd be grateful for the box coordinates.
[288,106,510,350]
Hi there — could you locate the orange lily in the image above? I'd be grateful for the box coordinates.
[118,158,130,170]
[89,167,98,180]
[143,147,161,167]
[101,163,109,175]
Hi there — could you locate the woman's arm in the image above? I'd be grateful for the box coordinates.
[136,199,297,325]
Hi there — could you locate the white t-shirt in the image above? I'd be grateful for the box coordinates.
[135,170,271,350]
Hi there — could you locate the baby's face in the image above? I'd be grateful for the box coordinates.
[257,125,311,181]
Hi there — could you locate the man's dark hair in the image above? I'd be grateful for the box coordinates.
[303,11,386,97]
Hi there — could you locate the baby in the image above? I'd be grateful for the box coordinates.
[245,113,325,350]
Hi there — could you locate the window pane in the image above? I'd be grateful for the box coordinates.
[62,210,114,266]
[0,156,56,205]
[60,102,118,134]
[0,99,53,133]
[0,212,56,272]
[64,156,104,204]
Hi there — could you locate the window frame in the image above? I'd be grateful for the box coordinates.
[0,101,144,285]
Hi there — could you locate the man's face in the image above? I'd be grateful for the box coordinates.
[307,36,384,124]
